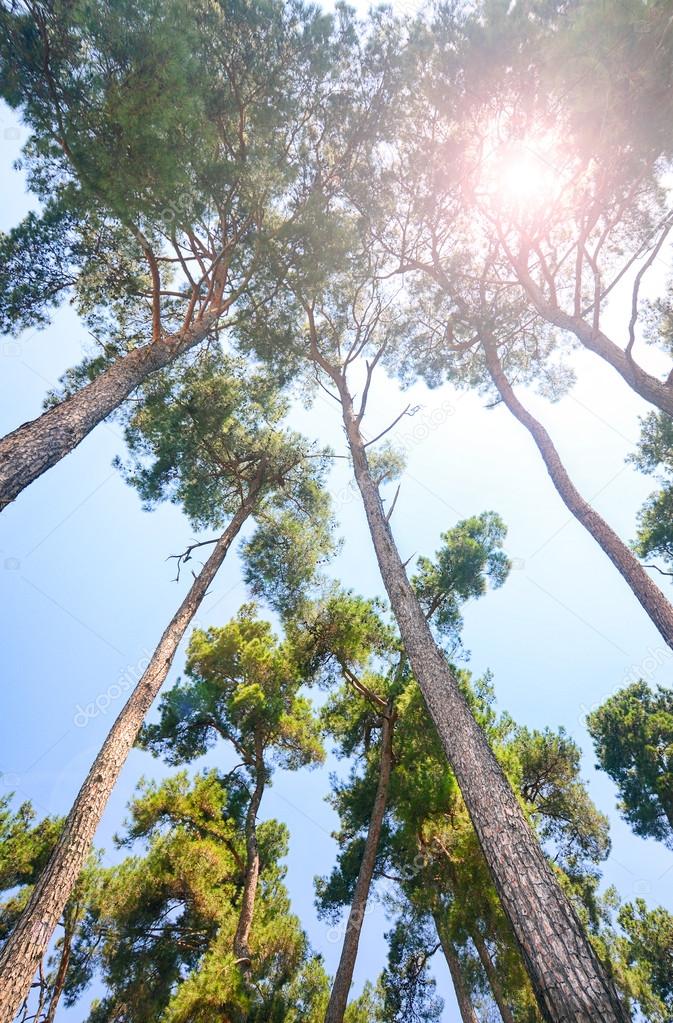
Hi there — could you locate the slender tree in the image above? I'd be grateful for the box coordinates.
[432,913,478,1023]
[323,690,397,1023]
[480,336,673,648]
[297,266,628,1022]
[354,1,673,646]
[389,241,673,648]
[0,501,256,1020]
[0,357,332,1021]
[360,18,673,650]
[139,605,325,967]
[298,509,509,1023]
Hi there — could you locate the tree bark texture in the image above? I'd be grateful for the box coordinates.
[0,311,220,511]
[336,382,629,1023]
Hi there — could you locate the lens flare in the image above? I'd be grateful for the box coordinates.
[499,149,555,206]
[475,119,565,222]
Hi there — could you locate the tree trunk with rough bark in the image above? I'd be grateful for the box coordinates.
[432,913,480,1023]
[0,494,256,1023]
[233,733,266,968]
[483,338,673,650]
[43,913,74,1023]
[333,379,628,1023]
[515,263,673,417]
[471,927,516,1023]
[0,312,220,511]
[324,704,396,1023]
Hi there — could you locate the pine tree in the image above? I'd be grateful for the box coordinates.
[0,356,333,1021]
[294,259,628,1021]
[63,772,331,1022]
[294,506,509,1022]
[587,681,673,848]
[0,0,359,508]
[139,605,325,967]
[356,0,673,646]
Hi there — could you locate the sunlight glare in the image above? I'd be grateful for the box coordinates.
[499,148,555,207]
[475,119,566,224]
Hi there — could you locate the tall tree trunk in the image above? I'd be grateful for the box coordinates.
[25,963,47,1023]
[0,311,220,511]
[432,913,479,1023]
[514,261,673,417]
[324,703,396,1023]
[233,733,266,967]
[331,378,628,1023]
[43,912,75,1023]
[0,494,257,1023]
[471,927,516,1023]
[483,338,673,649]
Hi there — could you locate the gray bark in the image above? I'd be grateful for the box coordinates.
[432,914,480,1023]
[324,704,395,1023]
[0,494,255,1023]
[334,380,628,1023]
[483,337,673,649]
[0,312,219,511]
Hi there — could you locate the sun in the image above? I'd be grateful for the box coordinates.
[498,147,556,206]
[474,120,565,222]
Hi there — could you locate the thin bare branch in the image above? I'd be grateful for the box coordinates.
[385,484,401,523]
[627,217,673,359]
[363,405,416,449]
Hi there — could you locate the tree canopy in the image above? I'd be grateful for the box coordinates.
[1,1,673,1021]
[587,682,673,848]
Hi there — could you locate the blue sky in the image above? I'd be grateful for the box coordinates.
[1,46,672,1019]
